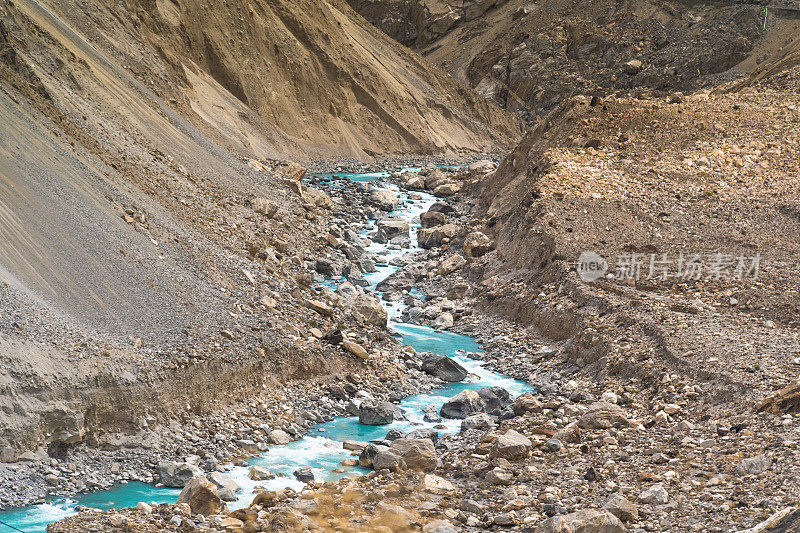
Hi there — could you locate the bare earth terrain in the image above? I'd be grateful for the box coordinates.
[2,0,800,532]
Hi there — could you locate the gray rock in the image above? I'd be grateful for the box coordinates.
[268,429,291,445]
[477,387,512,413]
[543,438,563,452]
[421,353,468,382]
[157,461,202,488]
[372,450,406,472]
[578,402,630,429]
[440,389,486,419]
[359,402,395,425]
[535,509,626,533]
[293,467,315,483]
[248,465,275,481]
[736,454,772,475]
[407,428,438,443]
[461,413,492,431]
[491,429,532,459]
[736,507,800,532]
[639,484,669,505]
[603,493,638,522]
[358,443,389,468]
[432,312,454,329]
[390,438,437,472]
[485,467,513,485]
[623,59,642,75]
[385,428,406,441]
[207,472,240,502]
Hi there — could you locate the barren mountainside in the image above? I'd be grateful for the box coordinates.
[350,0,800,122]
[0,0,514,458]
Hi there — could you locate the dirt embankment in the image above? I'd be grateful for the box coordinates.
[461,73,800,409]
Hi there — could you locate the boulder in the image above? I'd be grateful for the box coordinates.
[350,294,387,327]
[603,493,638,522]
[491,429,532,460]
[157,461,202,488]
[418,223,458,249]
[435,255,466,276]
[421,353,468,382]
[623,59,642,75]
[370,189,399,211]
[343,338,369,359]
[423,169,449,189]
[578,402,630,429]
[512,393,542,416]
[440,389,486,419]
[423,474,455,494]
[359,443,389,468]
[176,475,224,516]
[535,509,626,533]
[304,187,332,209]
[293,467,315,483]
[639,484,669,505]
[736,455,771,475]
[404,173,425,189]
[372,450,406,472]
[359,402,395,425]
[275,160,306,182]
[376,219,410,240]
[420,210,447,228]
[485,467,513,485]
[207,472,241,502]
[468,160,496,173]
[461,413,492,431]
[305,299,334,317]
[477,387,511,413]
[432,311,454,329]
[385,428,406,441]
[406,428,438,443]
[252,197,278,218]
[756,379,800,413]
[268,429,291,445]
[390,438,437,472]
[736,507,800,533]
[433,182,461,197]
[248,465,275,481]
[463,231,493,258]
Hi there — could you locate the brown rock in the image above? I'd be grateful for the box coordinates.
[390,438,437,471]
[578,402,630,429]
[176,475,224,516]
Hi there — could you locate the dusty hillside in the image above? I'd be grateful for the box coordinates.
[466,77,800,407]
[351,0,795,122]
[0,0,515,461]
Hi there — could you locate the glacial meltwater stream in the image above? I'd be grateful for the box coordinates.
[0,171,532,532]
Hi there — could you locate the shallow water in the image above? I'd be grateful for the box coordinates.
[0,171,530,532]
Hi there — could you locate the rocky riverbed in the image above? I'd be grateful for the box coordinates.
[35,163,800,533]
